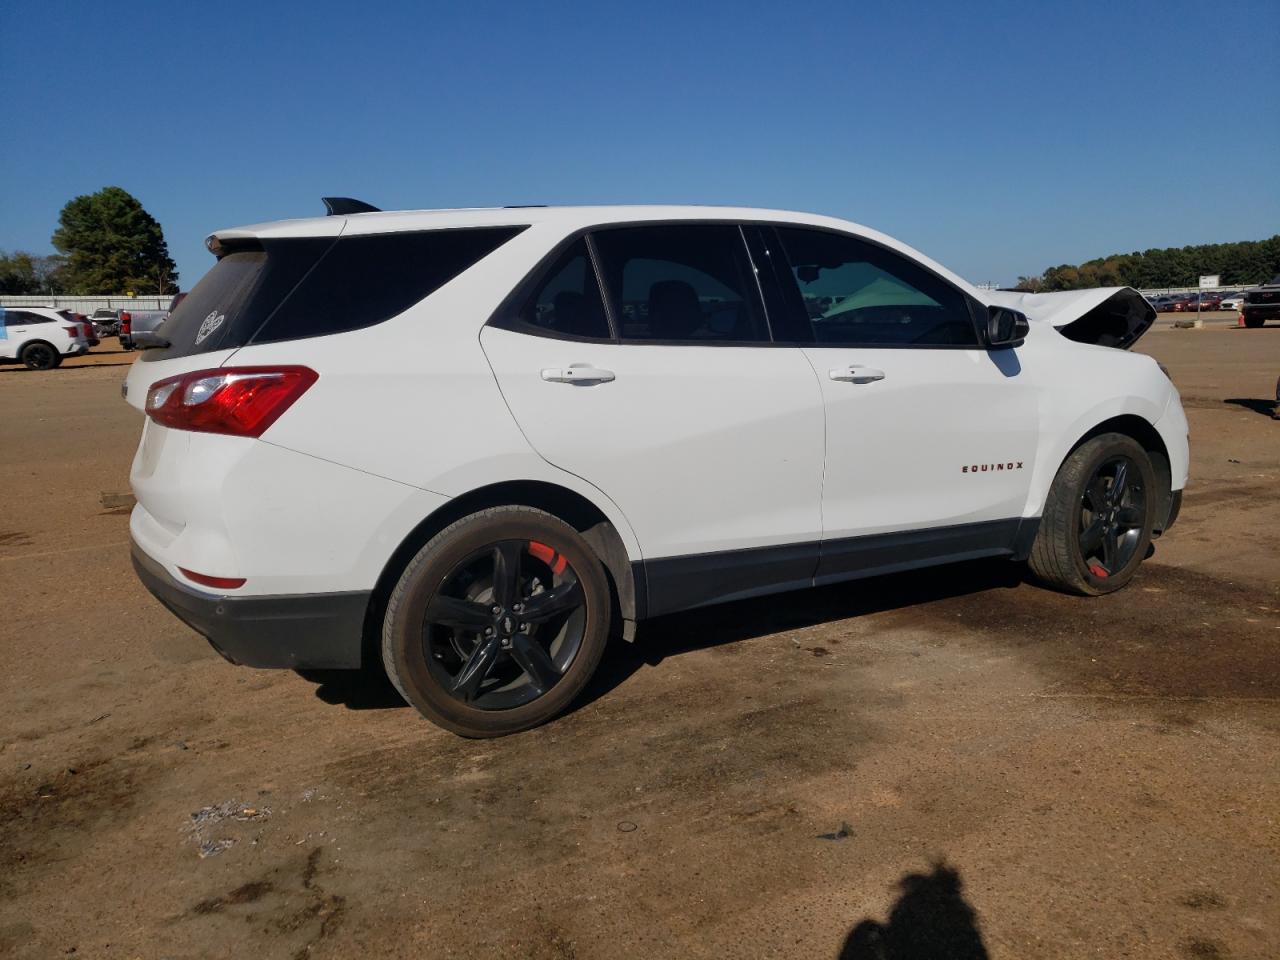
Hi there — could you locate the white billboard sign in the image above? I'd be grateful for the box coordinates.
[1199,275,1220,289]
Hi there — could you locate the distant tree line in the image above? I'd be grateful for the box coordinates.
[1015,235,1280,291]
[0,186,178,296]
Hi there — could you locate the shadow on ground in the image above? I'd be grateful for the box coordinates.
[838,863,990,960]
[299,558,1027,713]
[1224,397,1278,419]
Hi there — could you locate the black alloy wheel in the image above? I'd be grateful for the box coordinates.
[1077,455,1147,580]
[423,539,586,710]
[21,342,59,370]
[1027,433,1158,596]
[382,506,611,737]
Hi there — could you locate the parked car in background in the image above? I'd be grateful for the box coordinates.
[120,293,186,350]
[91,308,121,337]
[125,202,1187,737]
[1219,292,1248,311]
[57,309,99,346]
[0,306,92,369]
[1242,276,1280,328]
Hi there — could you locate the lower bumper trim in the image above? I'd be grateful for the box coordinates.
[131,541,368,669]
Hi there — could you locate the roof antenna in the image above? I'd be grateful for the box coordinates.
[322,197,380,216]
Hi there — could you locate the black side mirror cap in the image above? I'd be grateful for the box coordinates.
[987,306,1030,348]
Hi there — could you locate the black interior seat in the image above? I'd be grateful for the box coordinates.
[647,280,702,340]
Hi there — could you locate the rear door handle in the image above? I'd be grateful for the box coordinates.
[540,364,616,385]
[829,365,886,384]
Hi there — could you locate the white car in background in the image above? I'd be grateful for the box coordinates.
[124,201,1189,737]
[1219,292,1248,312]
[0,306,92,369]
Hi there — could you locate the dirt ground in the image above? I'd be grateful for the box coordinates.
[1,327,1277,960]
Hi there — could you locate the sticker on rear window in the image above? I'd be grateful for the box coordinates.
[195,310,226,344]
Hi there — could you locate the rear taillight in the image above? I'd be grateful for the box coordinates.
[81,322,93,338]
[145,366,319,438]
[63,326,80,336]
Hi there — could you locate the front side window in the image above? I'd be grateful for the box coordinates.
[590,225,770,343]
[775,227,977,347]
[515,238,610,340]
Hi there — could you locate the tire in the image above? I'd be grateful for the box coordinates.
[1242,315,1264,329]
[1027,433,1158,596]
[382,505,611,737]
[20,341,60,371]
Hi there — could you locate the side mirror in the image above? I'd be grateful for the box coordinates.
[986,306,1030,348]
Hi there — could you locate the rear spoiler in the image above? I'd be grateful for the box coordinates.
[984,287,1155,349]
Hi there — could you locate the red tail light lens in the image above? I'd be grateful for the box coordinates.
[63,326,80,336]
[145,366,319,437]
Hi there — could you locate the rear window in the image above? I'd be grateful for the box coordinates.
[143,226,525,361]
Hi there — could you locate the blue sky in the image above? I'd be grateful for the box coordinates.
[2,0,1277,289]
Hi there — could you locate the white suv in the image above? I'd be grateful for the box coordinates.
[1,306,92,369]
[124,202,1189,737]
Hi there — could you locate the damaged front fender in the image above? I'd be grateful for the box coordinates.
[984,287,1155,349]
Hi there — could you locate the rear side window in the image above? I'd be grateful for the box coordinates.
[511,238,610,340]
[143,226,524,361]
[591,225,770,343]
[253,227,524,345]
[775,227,978,347]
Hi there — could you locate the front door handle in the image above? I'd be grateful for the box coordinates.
[829,365,886,384]
[541,364,616,385]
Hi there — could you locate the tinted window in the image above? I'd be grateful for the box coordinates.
[9,310,51,324]
[143,227,524,361]
[776,228,977,346]
[514,238,610,340]
[254,227,524,345]
[591,225,769,343]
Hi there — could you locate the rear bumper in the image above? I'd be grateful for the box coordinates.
[131,540,368,669]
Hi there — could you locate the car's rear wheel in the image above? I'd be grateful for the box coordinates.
[20,342,61,370]
[382,506,611,737]
[1242,314,1265,329]
[1028,433,1157,596]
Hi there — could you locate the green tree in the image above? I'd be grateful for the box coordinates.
[0,250,66,294]
[51,186,178,294]
[1016,235,1280,291]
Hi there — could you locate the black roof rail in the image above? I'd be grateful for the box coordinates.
[322,197,381,216]
[504,204,547,208]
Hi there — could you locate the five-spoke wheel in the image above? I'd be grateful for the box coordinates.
[382,506,610,737]
[1028,433,1157,595]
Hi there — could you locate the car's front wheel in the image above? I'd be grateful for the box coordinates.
[1028,433,1158,596]
[382,506,611,737]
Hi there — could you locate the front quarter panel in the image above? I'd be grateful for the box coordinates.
[1019,329,1178,517]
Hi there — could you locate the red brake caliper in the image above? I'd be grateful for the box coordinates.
[1088,563,1109,578]
[528,540,567,575]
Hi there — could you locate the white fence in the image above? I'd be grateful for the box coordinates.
[0,294,174,313]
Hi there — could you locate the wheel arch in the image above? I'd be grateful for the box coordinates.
[361,480,641,669]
